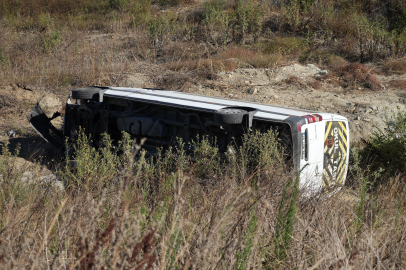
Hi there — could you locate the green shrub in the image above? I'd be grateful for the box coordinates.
[147,12,179,45]
[109,0,127,10]
[130,0,151,27]
[191,135,221,178]
[203,0,232,46]
[363,108,406,184]
[235,0,263,43]
[43,30,62,52]
[281,0,301,31]
[238,129,283,179]
[62,130,133,190]
[203,0,263,45]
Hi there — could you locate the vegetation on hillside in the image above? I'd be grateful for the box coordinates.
[1,0,406,87]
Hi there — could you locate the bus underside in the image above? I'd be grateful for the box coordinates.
[62,96,293,159]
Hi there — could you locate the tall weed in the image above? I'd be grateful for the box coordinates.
[191,135,221,178]
[0,48,8,66]
[235,214,258,270]
[268,169,301,268]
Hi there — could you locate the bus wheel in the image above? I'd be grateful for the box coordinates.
[214,108,247,124]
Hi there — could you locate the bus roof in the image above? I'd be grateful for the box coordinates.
[104,87,338,122]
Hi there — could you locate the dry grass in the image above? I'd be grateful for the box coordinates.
[0,25,137,88]
[328,63,382,90]
[260,37,308,56]
[284,75,306,86]
[384,58,406,74]
[307,80,322,90]
[388,79,406,89]
[299,49,348,67]
[1,135,406,269]
[0,94,24,117]
[165,45,283,75]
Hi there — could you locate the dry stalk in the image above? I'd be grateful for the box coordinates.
[31,197,68,270]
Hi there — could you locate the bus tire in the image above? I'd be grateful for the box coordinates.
[214,108,247,124]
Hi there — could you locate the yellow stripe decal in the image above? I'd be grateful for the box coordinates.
[338,124,347,148]
[339,138,346,156]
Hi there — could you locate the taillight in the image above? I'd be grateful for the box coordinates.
[302,114,323,124]
[297,122,302,132]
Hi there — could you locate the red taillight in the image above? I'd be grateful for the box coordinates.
[302,114,323,124]
[314,114,323,121]
[297,122,301,132]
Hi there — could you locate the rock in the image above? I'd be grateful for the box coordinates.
[21,171,34,183]
[7,130,15,137]
[39,96,61,112]
[248,87,258,95]
[347,107,356,114]
[370,106,378,111]
[363,118,370,122]
[355,115,361,120]
[319,70,328,75]
[354,107,363,114]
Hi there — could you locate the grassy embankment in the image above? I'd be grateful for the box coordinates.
[1,0,406,269]
[1,0,406,88]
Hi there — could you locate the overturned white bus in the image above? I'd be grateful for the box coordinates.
[29,86,349,193]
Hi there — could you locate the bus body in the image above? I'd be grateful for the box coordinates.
[29,86,349,193]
